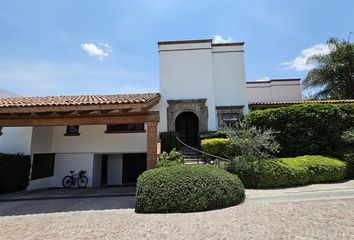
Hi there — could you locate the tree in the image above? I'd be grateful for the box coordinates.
[221,122,279,162]
[304,38,354,99]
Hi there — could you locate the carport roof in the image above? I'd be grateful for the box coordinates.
[0,93,160,108]
[0,93,160,126]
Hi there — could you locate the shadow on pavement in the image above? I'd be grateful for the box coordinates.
[0,187,136,216]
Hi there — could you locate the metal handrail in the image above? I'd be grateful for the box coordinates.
[176,136,232,162]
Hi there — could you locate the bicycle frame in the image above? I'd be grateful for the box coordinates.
[68,171,87,186]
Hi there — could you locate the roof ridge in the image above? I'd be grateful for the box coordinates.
[0,92,160,108]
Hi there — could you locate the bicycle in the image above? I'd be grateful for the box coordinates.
[62,170,88,188]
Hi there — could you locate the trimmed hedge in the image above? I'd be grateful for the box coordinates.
[228,155,347,188]
[199,131,227,140]
[338,127,354,178]
[160,132,179,153]
[200,138,230,158]
[245,104,352,157]
[135,165,245,213]
[0,153,31,193]
[338,103,354,129]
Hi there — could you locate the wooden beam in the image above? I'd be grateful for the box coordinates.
[142,97,160,111]
[0,111,160,127]
[0,100,159,114]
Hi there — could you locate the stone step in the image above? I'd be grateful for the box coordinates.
[184,161,206,165]
[184,158,201,161]
[183,158,205,165]
[179,150,200,155]
[182,155,200,159]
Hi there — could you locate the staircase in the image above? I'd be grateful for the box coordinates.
[178,146,204,164]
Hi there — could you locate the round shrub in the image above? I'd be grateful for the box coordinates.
[135,165,245,213]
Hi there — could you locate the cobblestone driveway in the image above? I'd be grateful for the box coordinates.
[1,197,354,240]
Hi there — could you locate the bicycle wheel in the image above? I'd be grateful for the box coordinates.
[77,175,88,188]
[62,176,74,188]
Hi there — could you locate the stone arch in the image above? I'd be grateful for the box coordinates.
[167,99,208,132]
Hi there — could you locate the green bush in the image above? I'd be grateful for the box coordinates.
[227,159,256,188]
[338,104,354,129]
[0,153,31,193]
[157,148,184,168]
[280,156,346,183]
[245,104,352,157]
[199,131,227,140]
[135,165,245,213]
[160,132,179,153]
[251,158,309,188]
[228,155,347,188]
[222,122,279,162]
[337,127,354,178]
[200,138,230,158]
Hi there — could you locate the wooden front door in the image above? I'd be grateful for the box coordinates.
[122,153,147,184]
[175,112,199,147]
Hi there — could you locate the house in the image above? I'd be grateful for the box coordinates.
[0,39,302,190]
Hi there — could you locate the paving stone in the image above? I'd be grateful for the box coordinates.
[1,197,354,240]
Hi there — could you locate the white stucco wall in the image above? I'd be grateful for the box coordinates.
[212,46,249,115]
[158,41,249,132]
[0,127,32,154]
[31,127,54,153]
[0,90,32,154]
[51,125,147,153]
[28,125,147,189]
[27,176,54,190]
[159,42,216,132]
[247,79,302,103]
[107,154,123,185]
[52,153,94,188]
[28,153,95,189]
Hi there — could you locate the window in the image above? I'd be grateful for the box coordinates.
[31,154,55,180]
[65,125,80,136]
[222,113,240,126]
[216,106,244,127]
[105,124,145,133]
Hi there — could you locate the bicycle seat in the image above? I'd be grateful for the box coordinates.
[70,171,74,174]
[79,170,87,174]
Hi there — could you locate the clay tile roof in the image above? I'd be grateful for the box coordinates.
[249,99,354,105]
[0,93,160,108]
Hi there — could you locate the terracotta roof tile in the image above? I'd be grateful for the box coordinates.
[0,93,160,108]
[249,99,354,105]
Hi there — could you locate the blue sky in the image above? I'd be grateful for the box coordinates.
[0,0,353,96]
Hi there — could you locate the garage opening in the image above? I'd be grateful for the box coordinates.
[122,153,147,184]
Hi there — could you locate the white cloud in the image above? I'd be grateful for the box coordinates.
[213,35,232,44]
[282,43,330,71]
[81,42,112,60]
[253,76,270,82]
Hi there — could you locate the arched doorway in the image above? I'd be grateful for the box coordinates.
[175,112,199,147]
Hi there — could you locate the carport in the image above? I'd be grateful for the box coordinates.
[0,93,160,188]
